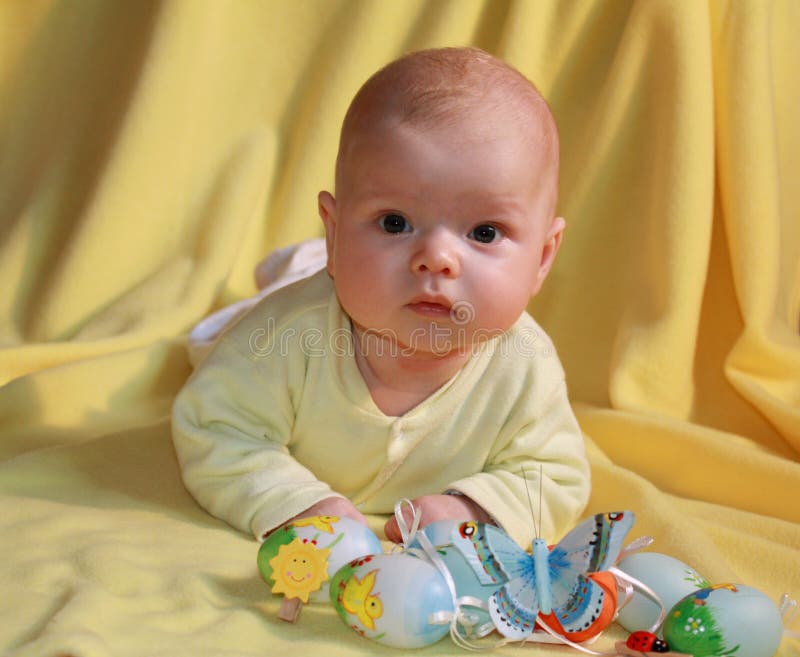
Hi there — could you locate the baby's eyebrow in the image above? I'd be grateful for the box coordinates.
[463,197,528,216]
[347,188,417,209]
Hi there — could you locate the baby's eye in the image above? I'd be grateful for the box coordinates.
[469,224,499,243]
[378,214,411,234]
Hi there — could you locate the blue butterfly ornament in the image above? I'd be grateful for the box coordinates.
[450,511,635,640]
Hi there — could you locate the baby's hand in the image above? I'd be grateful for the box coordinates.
[292,496,368,526]
[384,494,491,543]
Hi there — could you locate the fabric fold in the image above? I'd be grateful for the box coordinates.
[0,1,798,656]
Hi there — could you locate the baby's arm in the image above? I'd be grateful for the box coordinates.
[172,338,356,538]
[445,379,590,547]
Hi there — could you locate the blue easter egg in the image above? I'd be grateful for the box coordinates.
[330,552,455,648]
[616,552,709,632]
[663,584,783,657]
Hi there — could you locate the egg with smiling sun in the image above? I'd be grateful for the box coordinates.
[258,515,383,602]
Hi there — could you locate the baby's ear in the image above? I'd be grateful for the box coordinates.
[531,216,565,296]
[318,191,337,275]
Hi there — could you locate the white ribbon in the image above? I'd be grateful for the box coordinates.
[616,535,654,562]
[609,566,667,633]
[392,498,422,548]
[780,594,800,640]
[781,593,797,624]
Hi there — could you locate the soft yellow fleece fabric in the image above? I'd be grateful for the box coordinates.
[0,2,798,657]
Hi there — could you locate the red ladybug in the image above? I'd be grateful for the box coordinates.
[626,631,669,653]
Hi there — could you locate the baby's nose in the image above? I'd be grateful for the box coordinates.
[410,231,460,277]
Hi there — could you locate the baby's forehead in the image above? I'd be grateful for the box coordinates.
[358,95,545,140]
[344,74,555,146]
[338,94,559,204]
[337,49,559,186]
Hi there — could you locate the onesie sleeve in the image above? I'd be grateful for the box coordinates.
[445,379,590,548]
[171,335,343,539]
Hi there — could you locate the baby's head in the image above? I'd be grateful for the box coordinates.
[320,47,564,354]
[334,47,559,214]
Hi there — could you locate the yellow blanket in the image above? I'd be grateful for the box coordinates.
[1,1,798,656]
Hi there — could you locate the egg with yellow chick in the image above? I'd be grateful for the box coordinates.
[331,552,454,648]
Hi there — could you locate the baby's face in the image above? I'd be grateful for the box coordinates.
[320,119,562,356]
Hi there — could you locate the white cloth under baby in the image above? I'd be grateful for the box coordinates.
[188,238,327,366]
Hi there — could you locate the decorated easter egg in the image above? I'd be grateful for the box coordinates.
[663,584,783,657]
[616,552,709,632]
[330,552,455,648]
[258,515,382,603]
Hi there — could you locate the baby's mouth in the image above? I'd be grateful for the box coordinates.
[407,301,451,317]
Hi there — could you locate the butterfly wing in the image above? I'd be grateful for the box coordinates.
[549,573,609,635]
[450,521,530,585]
[489,574,539,639]
[547,511,634,633]
[552,511,635,576]
[451,522,542,639]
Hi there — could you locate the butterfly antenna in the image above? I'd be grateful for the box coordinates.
[538,463,543,538]
[521,465,539,539]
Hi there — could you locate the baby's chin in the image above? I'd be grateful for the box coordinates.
[352,322,509,359]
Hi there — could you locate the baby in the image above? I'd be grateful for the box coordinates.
[172,47,590,547]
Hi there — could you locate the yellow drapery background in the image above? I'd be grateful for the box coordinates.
[1,1,798,656]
